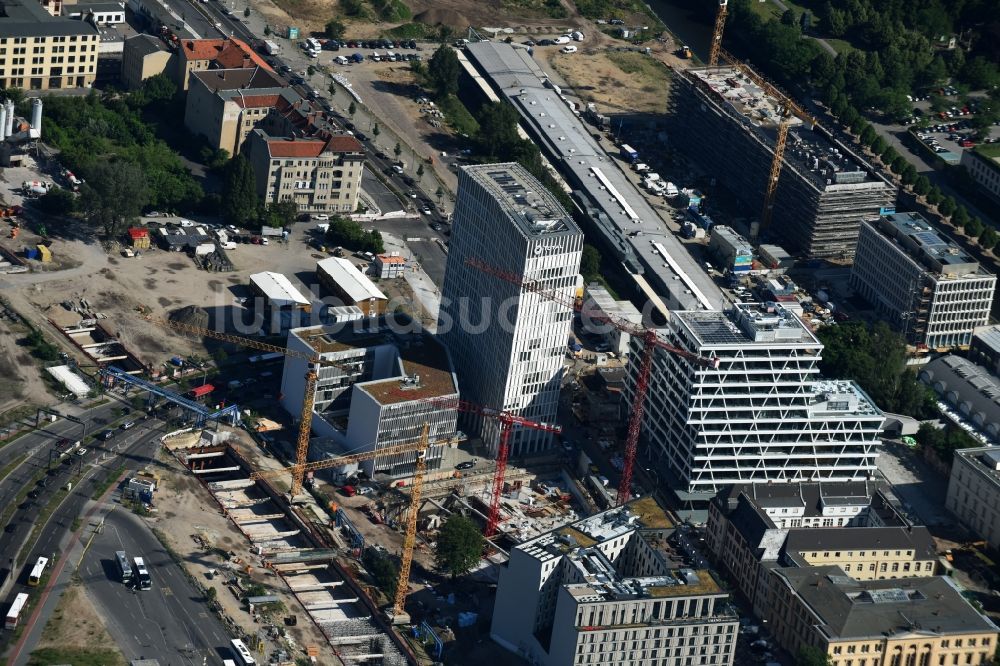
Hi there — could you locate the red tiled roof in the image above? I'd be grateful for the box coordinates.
[128,227,149,239]
[189,383,215,397]
[377,254,406,264]
[265,134,364,158]
[181,37,273,72]
[324,135,364,153]
[235,94,281,108]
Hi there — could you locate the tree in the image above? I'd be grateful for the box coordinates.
[362,547,399,598]
[581,245,600,280]
[416,163,424,178]
[965,216,985,238]
[938,196,956,217]
[880,145,898,163]
[780,9,797,27]
[427,45,461,98]
[264,25,271,36]
[348,101,357,117]
[35,188,76,217]
[307,65,316,77]
[324,18,346,39]
[372,123,380,137]
[435,186,444,202]
[796,646,832,666]
[961,56,999,90]
[979,226,998,249]
[890,155,907,174]
[913,175,931,196]
[220,155,258,227]
[434,514,483,578]
[79,159,149,238]
[900,163,917,186]
[860,124,877,146]
[870,136,888,155]
[325,215,383,253]
[926,187,943,206]
[952,206,970,228]
[206,586,217,601]
[393,142,402,159]
[243,6,250,17]
[259,200,297,228]
[476,101,521,158]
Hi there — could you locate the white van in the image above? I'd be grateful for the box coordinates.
[561,45,578,53]
[335,55,349,65]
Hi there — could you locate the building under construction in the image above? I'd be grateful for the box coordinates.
[668,66,896,259]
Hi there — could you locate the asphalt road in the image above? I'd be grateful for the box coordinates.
[79,508,232,665]
[361,169,405,215]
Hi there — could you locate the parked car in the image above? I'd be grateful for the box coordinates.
[455,461,476,470]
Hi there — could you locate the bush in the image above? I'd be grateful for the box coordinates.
[325,216,384,254]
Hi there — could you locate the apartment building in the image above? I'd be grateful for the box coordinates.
[120,33,173,89]
[767,566,998,666]
[242,129,364,215]
[961,147,1000,206]
[491,497,739,666]
[439,164,582,456]
[174,36,271,90]
[851,213,995,350]
[945,447,1000,550]
[0,0,100,90]
[707,482,936,618]
[279,320,460,478]
[184,66,292,157]
[628,303,885,508]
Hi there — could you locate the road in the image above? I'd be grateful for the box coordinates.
[79,508,232,665]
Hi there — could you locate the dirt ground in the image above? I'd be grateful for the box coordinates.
[148,445,341,664]
[34,584,127,665]
[544,45,675,115]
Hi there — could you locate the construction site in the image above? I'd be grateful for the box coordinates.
[667,65,897,259]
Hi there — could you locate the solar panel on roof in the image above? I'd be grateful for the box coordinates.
[868,589,910,604]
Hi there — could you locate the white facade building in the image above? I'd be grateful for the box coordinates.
[439,164,582,456]
[945,447,1000,551]
[279,321,460,478]
[629,303,885,505]
[491,497,738,666]
[582,283,642,357]
[961,148,1000,205]
[850,213,996,350]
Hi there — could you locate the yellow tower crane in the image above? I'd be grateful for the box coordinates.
[141,314,351,497]
[708,0,728,67]
[251,424,447,623]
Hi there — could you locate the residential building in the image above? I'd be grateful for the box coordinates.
[667,66,896,259]
[175,37,272,90]
[316,257,387,315]
[439,163,583,456]
[968,325,1000,376]
[919,356,1000,443]
[121,34,173,89]
[851,213,995,350]
[707,482,936,618]
[242,129,365,215]
[767,566,998,666]
[582,283,642,357]
[0,0,101,90]
[183,66,293,156]
[279,320,460,478]
[373,253,406,279]
[961,147,1000,205]
[945,447,1000,550]
[491,497,739,666]
[628,303,885,509]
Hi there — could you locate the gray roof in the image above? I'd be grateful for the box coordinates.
[973,325,1000,355]
[71,1,126,12]
[464,41,724,312]
[717,481,879,519]
[920,355,1000,439]
[191,66,284,92]
[0,0,99,37]
[783,526,937,560]
[776,566,998,639]
[954,446,1000,491]
[124,34,169,57]
[876,212,986,277]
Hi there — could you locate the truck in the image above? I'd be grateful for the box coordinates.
[262,39,280,55]
[619,144,639,163]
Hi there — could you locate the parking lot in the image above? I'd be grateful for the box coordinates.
[875,440,953,529]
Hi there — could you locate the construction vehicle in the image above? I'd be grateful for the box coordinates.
[467,257,719,506]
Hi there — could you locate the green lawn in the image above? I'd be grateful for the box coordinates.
[749,0,781,20]
[825,38,856,54]
[975,144,1000,159]
[437,95,479,136]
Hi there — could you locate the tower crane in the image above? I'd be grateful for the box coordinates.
[249,425,450,622]
[708,0,728,67]
[139,313,355,496]
[465,258,719,506]
[715,49,817,239]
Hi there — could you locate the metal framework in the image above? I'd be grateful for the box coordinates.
[393,424,428,617]
[761,118,790,233]
[708,0,728,67]
[141,314,352,496]
[99,366,241,426]
[467,258,719,505]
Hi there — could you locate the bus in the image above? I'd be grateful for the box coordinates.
[133,557,151,590]
[230,639,256,666]
[5,593,28,629]
[115,551,132,584]
[27,557,48,587]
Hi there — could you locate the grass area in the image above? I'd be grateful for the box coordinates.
[0,404,36,431]
[437,94,479,136]
[825,37,856,54]
[28,648,126,666]
[90,464,126,500]
[748,0,781,20]
[975,144,1000,159]
[500,0,568,19]
[606,51,672,83]
[384,22,433,39]
[574,0,664,30]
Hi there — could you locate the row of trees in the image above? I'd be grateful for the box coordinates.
[219,155,300,231]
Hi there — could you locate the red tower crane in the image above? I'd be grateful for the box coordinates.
[465,257,719,506]
[390,393,562,537]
